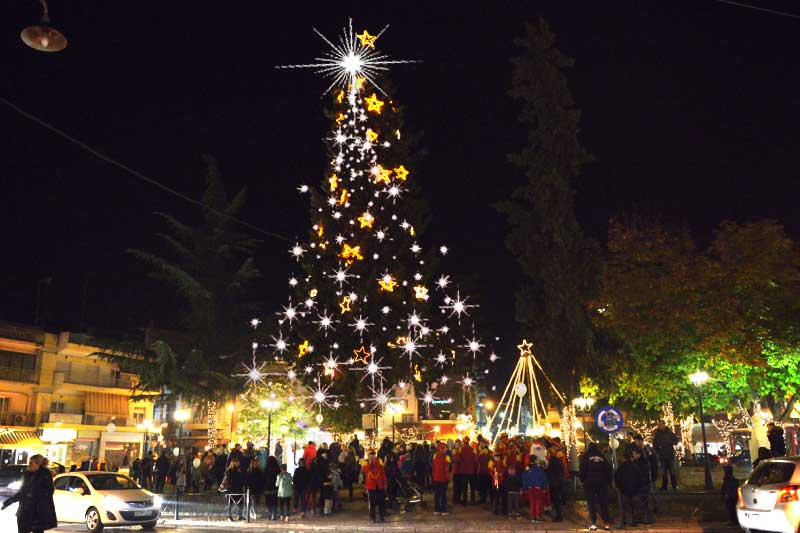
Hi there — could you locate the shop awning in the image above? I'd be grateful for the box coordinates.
[85,392,130,416]
[0,430,45,449]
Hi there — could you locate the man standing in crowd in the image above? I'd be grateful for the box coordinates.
[652,420,679,491]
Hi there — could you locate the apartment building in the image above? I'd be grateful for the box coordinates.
[0,322,156,467]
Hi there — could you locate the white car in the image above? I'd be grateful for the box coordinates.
[53,472,161,532]
[737,456,800,533]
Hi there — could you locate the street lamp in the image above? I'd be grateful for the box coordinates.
[573,396,595,453]
[21,0,68,52]
[689,371,714,490]
[260,399,280,455]
[173,409,190,457]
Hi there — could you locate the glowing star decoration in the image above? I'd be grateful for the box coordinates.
[434,352,448,366]
[414,285,429,301]
[364,93,385,113]
[271,334,288,353]
[372,164,392,184]
[351,315,372,335]
[436,275,451,290]
[460,375,475,389]
[329,174,339,191]
[335,112,345,124]
[517,339,534,357]
[306,380,338,411]
[352,346,371,365]
[400,336,427,360]
[357,211,375,228]
[286,369,297,381]
[237,357,267,389]
[440,290,476,322]
[275,19,418,95]
[464,337,484,355]
[378,273,398,292]
[360,382,398,412]
[290,243,305,260]
[339,296,352,314]
[489,352,500,363]
[393,165,409,181]
[297,340,310,358]
[339,188,349,205]
[281,304,297,324]
[356,29,377,48]
[317,312,335,334]
[439,245,449,255]
[250,318,261,328]
[365,128,379,142]
[323,356,339,378]
[329,267,353,287]
[340,243,363,262]
[289,277,299,287]
[440,375,450,384]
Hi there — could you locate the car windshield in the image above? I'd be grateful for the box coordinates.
[85,474,139,490]
[748,461,796,486]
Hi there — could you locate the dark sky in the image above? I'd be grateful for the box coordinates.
[2,1,799,366]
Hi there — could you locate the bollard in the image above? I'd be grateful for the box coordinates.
[246,489,251,523]
[174,481,179,520]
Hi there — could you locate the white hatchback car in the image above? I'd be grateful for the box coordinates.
[738,456,800,533]
[53,472,162,532]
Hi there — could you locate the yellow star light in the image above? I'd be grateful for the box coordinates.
[358,211,375,229]
[517,339,534,357]
[339,188,349,205]
[339,296,352,314]
[366,128,379,142]
[340,243,363,262]
[329,174,339,192]
[414,364,422,382]
[298,340,310,358]
[364,93,385,114]
[336,112,346,125]
[413,285,429,300]
[336,90,345,103]
[357,30,378,48]
[393,165,409,181]
[316,224,324,238]
[309,289,318,298]
[378,274,397,292]
[353,345,370,364]
[373,164,392,184]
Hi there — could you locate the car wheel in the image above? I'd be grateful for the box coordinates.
[85,507,104,533]
[141,521,158,530]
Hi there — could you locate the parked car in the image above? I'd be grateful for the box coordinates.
[0,462,65,496]
[52,472,161,532]
[737,456,799,533]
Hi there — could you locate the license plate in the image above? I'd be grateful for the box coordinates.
[745,512,759,520]
[134,511,151,517]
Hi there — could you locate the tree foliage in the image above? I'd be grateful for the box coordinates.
[102,156,261,401]
[596,218,800,417]
[497,19,599,390]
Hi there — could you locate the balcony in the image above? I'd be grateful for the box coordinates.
[0,412,37,427]
[62,371,134,390]
[0,365,37,383]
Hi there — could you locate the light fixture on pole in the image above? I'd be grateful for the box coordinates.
[21,0,68,52]
[173,409,190,456]
[260,398,280,454]
[689,371,714,490]
[572,396,595,453]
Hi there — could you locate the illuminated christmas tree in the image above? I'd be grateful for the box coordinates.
[247,21,495,425]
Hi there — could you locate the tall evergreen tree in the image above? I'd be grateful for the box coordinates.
[497,19,599,389]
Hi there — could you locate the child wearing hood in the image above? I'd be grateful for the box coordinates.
[522,456,548,522]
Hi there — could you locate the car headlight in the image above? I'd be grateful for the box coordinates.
[7,481,21,491]
[102,495,125,510]
[152,495,162,507]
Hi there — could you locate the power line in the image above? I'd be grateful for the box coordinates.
[717,0,800,20]
[0,95,289,242]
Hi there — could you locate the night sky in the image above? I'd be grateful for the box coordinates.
[2,1,799,367]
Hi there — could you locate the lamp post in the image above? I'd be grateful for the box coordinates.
[173,409,190,457]
[572,396,595,453]
[260,399,280,455]
[689,371,714,490]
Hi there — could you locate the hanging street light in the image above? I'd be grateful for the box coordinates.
[689,371,714,490]
[21,0,68,52]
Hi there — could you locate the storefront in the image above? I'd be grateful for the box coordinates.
[41,427,78,466]
[0,429,45,465]
[99,430,142,471]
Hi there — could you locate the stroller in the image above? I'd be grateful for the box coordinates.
[391,474,426,512]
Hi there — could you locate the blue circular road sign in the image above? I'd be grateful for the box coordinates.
[594,405,624,434]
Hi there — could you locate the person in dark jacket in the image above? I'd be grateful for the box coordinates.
[154,453,170,493]
[752,446,772,469]
[314,451,330,515]
[504,464,523,518]
[223,459,246,521]
[766,423,787,457]
[240,443,255,473]
[263,456,280,520]
[140,452,154,490]
[2,454,58,533]
[579,443,613,531]
[632,448,654,524]
[721,465,740,524]
[413,442,430,490]
[546,447,565,521]
[213,449,227,488]
[292,458,311,517]
[228,444,244,469]
[634,434,660,514]
[615,454,642,527]
[245,460,266,519]
[652,420,679,491]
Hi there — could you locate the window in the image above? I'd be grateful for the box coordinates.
[70,476,90,495]
[85,474,138,490]
[50,402,65,414]
[749,461,797,486]
[54,476,72,491]
[132,408,146,426]
[0,398,9,414]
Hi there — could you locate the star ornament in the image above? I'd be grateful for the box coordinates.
[358,211,375,229]
[357,29,377,48]
[378,273,398,292]
[372,164,393,184]
[340,243,363,262]
[413,285,429,301]
[298,340,310,358]
[393,165,409,181]
[339,296,352,314]
[364,93,385,113]
[353,346,371,365]
[517,339,534,357]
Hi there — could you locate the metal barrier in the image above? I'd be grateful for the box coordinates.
[160,489,252,523]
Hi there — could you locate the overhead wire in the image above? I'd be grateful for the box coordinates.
[0,95,289,242]
[717,0,800,20]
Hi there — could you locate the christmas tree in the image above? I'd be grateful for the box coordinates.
[247,20,496,425]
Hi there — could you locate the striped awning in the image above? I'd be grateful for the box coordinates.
[0,430,45,449]
[85,392,130,416]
